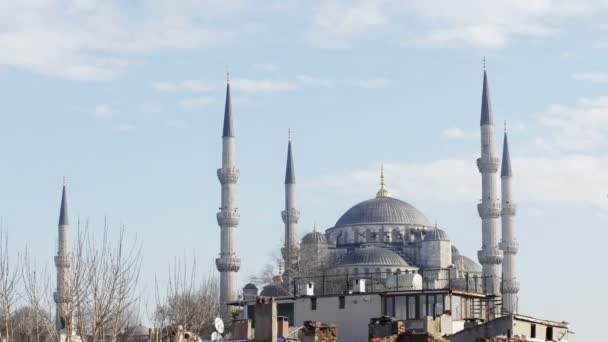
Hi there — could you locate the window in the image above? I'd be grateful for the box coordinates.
[407,296,416,319]
[396,296,407,320]
[311,297,317,311]
[436,295,444,315]
[428,295,436,317]
[385,297,394,316]
[546,326,553,340]
[339,296,345,309]
[419,295,427,318]
[531,324,536,338]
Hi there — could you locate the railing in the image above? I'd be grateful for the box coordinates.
[291,269,494,297]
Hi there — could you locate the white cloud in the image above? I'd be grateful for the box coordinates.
[0,1,245,80]
[252,62,279,72]
[443,127,478,140]
[572,72,608,83]
[307,0,608,49]
[153,80,214,93]
[93,104,113,119]
[179,96,214,109]
[534,96,608,152]
[112,123,135,132]
[167,120,188,128]
[230,78,297,93]
[296,75,390,89]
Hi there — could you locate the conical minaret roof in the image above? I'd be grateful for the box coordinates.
[480,68,494,126]
[58,181,69,226]
[501,129,513,177]
[285,133,295,184]
[222,76,234,137]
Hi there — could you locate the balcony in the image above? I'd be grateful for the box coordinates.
[281,208,300,224]
[477,202,501,219]
[476,157,500,173]
[215,255,241,272]
[217,210,240,227]
[217,167,240,184]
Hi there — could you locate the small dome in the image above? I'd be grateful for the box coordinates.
[302,231,327,244]
[243,283,258,290]
[451,247,482,273]
[424,228,449,241]
[339,246,409,267]
[259,284,291,297]
[335,197,432,228]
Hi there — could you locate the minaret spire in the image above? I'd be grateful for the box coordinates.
[500,125,519,313]
[54,179,72,332]
[282,130,300,290]
[476,63,503,300]
[376,165,391,198]
[216,74,241,319]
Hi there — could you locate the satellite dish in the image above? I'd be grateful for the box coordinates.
[211,331,221,341]
[214,317,225,334]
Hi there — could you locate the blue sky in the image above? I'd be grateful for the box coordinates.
[1,0,607,339]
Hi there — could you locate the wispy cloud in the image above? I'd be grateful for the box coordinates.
[230,78,297,93]
[93,104,113,119]
[296,75,390,89]
[572,72,608,83]
[442,127,477,140]
[179,96,214,109]
[112,123,135,132]
[153,80,214,93]
[252,62,279,72]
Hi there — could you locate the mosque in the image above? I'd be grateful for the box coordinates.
[215,66,520,323]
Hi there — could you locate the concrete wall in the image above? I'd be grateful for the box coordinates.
[293,294,382,342]
[449,315,569,342]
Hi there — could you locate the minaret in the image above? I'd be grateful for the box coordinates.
[54,179,71,332]
[500,123,519,313]
[216,72,241,319]
[281,130,300,288]
[476,62,503,296]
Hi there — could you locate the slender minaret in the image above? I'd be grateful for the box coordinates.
[54,179,71,332]
[281,130,300,288]
[476,62,503,296]
[216,72,241,319]
[500,123,519,313]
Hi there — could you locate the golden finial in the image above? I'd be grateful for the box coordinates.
[226,66,230,83]
[288,128,291,142]
[483,56,486,70]
[376,165,391,198]
[63,176,66,187]
[504,120,507,133]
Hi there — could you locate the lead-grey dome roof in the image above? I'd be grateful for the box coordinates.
[302,231,327,244]
[424,228,449,241]
[259,284,291,297]
[452,246,482,273]
[339,246,409,267]
[335,197,432,227]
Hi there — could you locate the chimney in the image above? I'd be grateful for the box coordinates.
[277,316,289,338]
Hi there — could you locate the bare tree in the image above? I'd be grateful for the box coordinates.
[22,248,57,342]
[153,257,219,340]
[0,228,20,341]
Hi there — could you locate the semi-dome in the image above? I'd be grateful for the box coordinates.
[243,283,258,290]
[451,246,482,273]
[424,228,449,241]
[302,230,326,244]
[339,246,409,267]
[335,197,432,228]
[259,284,291,297]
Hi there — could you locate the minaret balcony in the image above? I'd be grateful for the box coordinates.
[215,255,241,272]
[502,279,520,294]
[477,202,501,219]
[217,210,240,227]
[281,208,300,224]
[499,240,519,254]
[53,289,71,303]
[54,255,71,268]
[476,157,500,173]
[501,203,517,216]
[217,167,240,184]
[477,249,503,265]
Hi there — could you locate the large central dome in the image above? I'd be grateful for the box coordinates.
[335,196,432,227]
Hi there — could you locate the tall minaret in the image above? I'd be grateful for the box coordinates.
[500,124,519,313]
[281,130,300,288]
[476,62,503,296]
[216,73,241,319]
[54,179,71,332]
